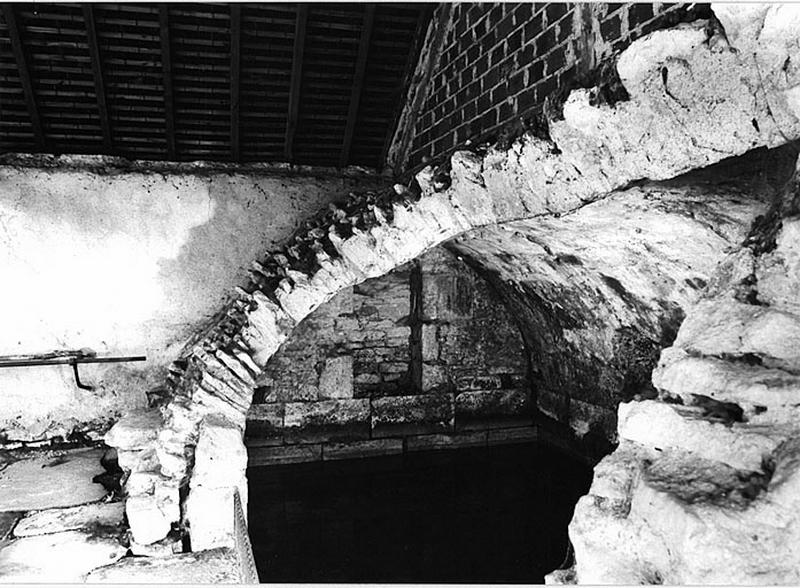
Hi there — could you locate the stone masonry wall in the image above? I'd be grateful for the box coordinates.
[245,246,531,465]
[103,6,800,560]
[392,2,710,172]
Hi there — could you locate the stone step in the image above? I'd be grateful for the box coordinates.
[618,400,783,472]
[653,347,800,422]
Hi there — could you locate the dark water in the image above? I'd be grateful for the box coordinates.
[247,442,593,583]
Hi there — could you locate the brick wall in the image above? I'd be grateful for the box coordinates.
[398,2,710,171]
[246,246,533,466]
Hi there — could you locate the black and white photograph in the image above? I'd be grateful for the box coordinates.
[0,1,798,584]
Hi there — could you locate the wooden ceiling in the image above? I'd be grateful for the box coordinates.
[0,3,432,169]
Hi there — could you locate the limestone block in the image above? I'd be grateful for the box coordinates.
[421,363,448,390]
[129,536,182,557]
[421,324,439,362]
[322,438,403,461]
[283,398,370,443]
[248,444,322,467]
[371,393,454,437]
[126,494,172,546]
[406,430,487,452]
[104,409,163,450]
[618,400,782,472]
[317,355,354,399]
[245,403,284,443]
[756,218,800,312]
[86,547,239,583]
[13,502,125,537]
[675,299,800,371]
[117,447,159,474]
[454,389,532,431]
[0,530,127,582]
[653,347,800,422]
[487,425,538,445]
[191,416,248,494]
[185,486,237,551]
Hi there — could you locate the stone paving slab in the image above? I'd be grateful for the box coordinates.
[13,502,125,537]
[0,529,127,582]
[0,448,107,511]
[86,547,240,583]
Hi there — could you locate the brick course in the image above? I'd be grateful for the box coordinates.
[404,2,711,170]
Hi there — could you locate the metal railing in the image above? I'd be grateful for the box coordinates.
[233,489,260,583]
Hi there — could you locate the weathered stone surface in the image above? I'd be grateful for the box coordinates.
[755,218,800,313]
[0,530,127,582]
[0,448,107,511]
[488,426,538,446]
[317,355,354,399]
[129,536,181,557]
[248,444,322,467]
[406,431,488,452]
[455,389,532,430]
[653,347,800,422]
[618,400,783,472]
[244,403,283,444]
[86,547,240,583]
[126,493,175,546]
[184,485,237,551]
[674,299,800,372]
[322,439,403,461]
[191,415,248,493]
[0,512,22,542]
[283,399,370,443]
[118,8,800,577]
[13,502,125,537]
[371,393,454,437]
[103,409,163,451]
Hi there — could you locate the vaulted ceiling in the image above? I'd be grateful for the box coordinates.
[0,3,432,169]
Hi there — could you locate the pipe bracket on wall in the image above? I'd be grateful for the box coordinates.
[0,349,147,391]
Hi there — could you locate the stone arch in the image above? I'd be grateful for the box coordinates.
[104,8,800,559]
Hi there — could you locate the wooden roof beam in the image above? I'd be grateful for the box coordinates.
[83,4,112,151]
[159,3,176,160]
[230,4,241,162]
[284,4,308,162]
[1,3,44,149]
[339,4,375,168]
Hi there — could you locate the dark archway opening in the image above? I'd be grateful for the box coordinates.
[247,442,591,583]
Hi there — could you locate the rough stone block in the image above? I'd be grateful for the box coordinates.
[421,363,449,390]
[191,415,248,493]
[104,409,163,451]
[248,444,322,467]
[406,430,488,452]
[318,355,354,399]
[185,486,236,551]
[488,425,538,446]
[126,494,172,546]
[455,389,532,430]
[283,399,370,443]
[245,403,283,443]
[371,393,454,437]
[322,439,403,461]
[421,324,440,362]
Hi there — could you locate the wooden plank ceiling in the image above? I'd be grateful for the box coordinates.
[0,2,432,169]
